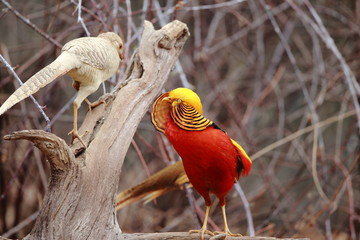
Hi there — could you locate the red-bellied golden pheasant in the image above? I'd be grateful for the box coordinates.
[116,88,252,239]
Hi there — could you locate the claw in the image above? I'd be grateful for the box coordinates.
[190,228,214,240]
[214,205,243,238]
[214,230,242,237]
[189,205,213,240]
[68,128,86,148]
[85,98,106,112]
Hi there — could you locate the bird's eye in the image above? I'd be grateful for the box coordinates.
[176,99,182,103]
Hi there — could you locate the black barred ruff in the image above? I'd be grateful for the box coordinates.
[170,102,213,131]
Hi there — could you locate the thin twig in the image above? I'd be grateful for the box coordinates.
[250,110,356,160]
[259,1,332,204]
[74,0,91,36]
[183,0,247,11]
[325,218,332,240]
[260,0,321,127]
[0,0,62,49]
[50,95,76,126]
[131,139,151,178]
[0,54,51,130]
[153,0,191,88]
[2,211,39,237]
[192,0,201,61]
[234,183,255,236]
[207,2,291,54]
[311,116,329,202]
[288,0,360,132]
[124,0,133,62]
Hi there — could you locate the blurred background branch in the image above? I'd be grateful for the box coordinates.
[0,1,358,239]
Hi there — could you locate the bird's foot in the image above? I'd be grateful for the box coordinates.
[68,129,87,148]
[190,228,214,240]
[85,98,106,112]
[214,230,242,237]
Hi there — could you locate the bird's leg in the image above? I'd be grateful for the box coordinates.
[68,102,86,148]
[84,98,106,112]
[214,205,243,237]
[69,84,100,147]
[189,205,214,240]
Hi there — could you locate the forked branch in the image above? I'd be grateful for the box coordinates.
[3,20,189,240]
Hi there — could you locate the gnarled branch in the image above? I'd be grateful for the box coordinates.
[4,20,189,240]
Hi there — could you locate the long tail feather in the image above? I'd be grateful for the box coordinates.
[0,54,74,115]
[115,160,188,210]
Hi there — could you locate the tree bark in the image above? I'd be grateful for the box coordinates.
[3,20,190,240]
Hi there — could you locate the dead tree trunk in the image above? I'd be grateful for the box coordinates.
[3,20,190,240]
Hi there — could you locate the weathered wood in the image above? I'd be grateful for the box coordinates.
[3,20,189,240]
[122,232,309,240]
[0,231,309,240]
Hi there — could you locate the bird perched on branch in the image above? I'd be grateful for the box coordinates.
[153,88,252,238]
[0,32,124,147]
[116,88,252,239]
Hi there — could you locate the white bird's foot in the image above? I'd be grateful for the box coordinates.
[68,129,86,148]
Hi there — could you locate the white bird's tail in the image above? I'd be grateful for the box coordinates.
[0,55,72,116]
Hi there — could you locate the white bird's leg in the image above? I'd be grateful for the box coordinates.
[68,84,99,147]
[68,102,86,147]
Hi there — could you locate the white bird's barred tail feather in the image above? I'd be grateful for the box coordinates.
[0,57,71,116]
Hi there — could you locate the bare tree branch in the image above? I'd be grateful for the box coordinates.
[3,20,190,240]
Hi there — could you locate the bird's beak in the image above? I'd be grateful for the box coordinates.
[162,96,172,103]
[119,53,124,60]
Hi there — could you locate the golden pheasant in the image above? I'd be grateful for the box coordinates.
[116,88,252,239]
[151,88,252,238]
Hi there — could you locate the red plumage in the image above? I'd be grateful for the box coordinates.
[150,88,252,238]
[165,114,251,206]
